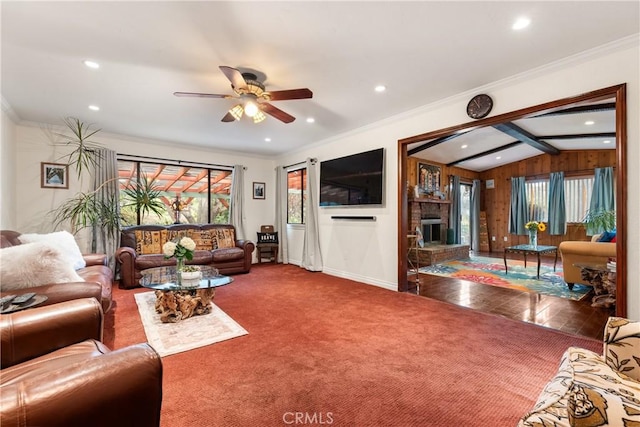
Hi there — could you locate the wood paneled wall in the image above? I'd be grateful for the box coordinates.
[478,150,616,252]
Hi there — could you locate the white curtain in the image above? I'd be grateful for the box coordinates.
[275,165,289,264]
[230,164,246,239]
[92,148,120,268]
[302,158,323,271]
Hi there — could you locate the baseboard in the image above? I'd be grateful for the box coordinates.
[321,267,397,291]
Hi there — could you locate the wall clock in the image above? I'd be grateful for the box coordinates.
[466,94,493,119]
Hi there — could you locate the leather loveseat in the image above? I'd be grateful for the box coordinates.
[0,298,163,427]
[115,224,254,289]
[0,230,113,312]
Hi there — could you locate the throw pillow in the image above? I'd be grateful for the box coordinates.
[0,241,84,290]
[212,228,235,249]
[596,231,616,242]
[188,230,213,250]
[18,230,86,270]
[134,230,167,255]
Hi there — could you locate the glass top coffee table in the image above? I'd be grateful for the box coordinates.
[140,265,232,323]
[503,244,558,279]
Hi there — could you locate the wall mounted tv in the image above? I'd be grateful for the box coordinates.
[319,148,384,207]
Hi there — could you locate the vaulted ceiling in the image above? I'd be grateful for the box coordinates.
[2,2,638,160]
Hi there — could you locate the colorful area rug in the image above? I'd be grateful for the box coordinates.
[134,291,248,357]
[419,256,592,301]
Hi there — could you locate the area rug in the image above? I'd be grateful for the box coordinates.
[419,255,592,301]
[134,291,248,357]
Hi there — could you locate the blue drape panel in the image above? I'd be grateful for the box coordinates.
[449,175,461,244]
[509,177,528,235]
[92,148,120,269]
[587,166,615,235]
[548,172,566,235]
[470,179,481,251]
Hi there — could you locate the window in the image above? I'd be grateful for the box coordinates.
[287,168,307,224]
[525,176,594,223]
[118,159,233,226]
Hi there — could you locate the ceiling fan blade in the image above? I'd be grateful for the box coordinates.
[221,111,236,122]
[174,91,232,99]
[261,103,296,123]
[267,88,313,101]
[219,66,248,91]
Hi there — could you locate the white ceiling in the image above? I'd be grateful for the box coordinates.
[2,1,638,159]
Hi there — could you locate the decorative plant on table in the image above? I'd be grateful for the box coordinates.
[162,236,196,274]
[525,221,546,247]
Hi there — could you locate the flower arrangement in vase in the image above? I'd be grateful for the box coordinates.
[162,236,196,274]
[525,221,546,247]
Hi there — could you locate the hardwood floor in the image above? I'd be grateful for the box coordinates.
[407,253,614,340]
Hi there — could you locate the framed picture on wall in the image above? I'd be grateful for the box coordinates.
[253,182,265,199]
[41,162,69,189]
[417,162,441,193]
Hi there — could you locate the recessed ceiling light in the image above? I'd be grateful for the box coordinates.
[461,144,468,149]
[88,105,100,111]
[603,140,612,144]
[306,117,315,123]
[512,17,531,30]
[265,137,271,142]
[374,85,386,93]
[585,120,595,125]
[496,156,502,160]
[83,60,100,69]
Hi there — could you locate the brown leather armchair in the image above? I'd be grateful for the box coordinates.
[0,230,113,312]
[0,298,163,427]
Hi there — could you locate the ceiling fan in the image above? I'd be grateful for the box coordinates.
[174,66,313,124]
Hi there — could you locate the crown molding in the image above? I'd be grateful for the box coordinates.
[0,96,21,123]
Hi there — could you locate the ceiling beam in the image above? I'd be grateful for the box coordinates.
[407,131,471,156]
[537,132,616,140]
[446,141,523,167]
[534,102,615,118]
[493,123,560,155]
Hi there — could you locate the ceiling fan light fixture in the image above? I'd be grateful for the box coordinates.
[229,104,244,121]
[244,101,259,117]
[253,111,266,123]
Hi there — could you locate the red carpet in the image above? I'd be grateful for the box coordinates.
[104,264,601,427]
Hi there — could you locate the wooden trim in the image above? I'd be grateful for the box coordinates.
[397,83,627,317]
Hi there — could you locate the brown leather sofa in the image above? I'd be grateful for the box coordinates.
[115,223,254,289]
[0,298,163,427]
[0,230,113,312]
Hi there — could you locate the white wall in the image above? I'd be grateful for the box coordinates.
[277,40,640,319]
[12,125,276,257]
[0,107,18,229]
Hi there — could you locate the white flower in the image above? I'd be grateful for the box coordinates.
[162,241,177,257]
[180,236,196,251]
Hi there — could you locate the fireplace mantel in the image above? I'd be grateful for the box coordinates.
[409,197,451,204]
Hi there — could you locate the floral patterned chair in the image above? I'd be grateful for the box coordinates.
[518,317,640,427]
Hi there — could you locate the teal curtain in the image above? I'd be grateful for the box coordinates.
[449,175,461,244]
[587,166,615,235]
[509,177,528,235]
[470,179,481,251]
[548,172,566,235]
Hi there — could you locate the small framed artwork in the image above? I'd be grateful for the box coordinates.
[486,179,495,189]
[41,162,69,189]
[417,162,441,193]
[253,182,265,199]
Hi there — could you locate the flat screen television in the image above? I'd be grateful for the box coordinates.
[319,148,384,206]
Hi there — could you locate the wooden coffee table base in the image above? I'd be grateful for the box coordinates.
[154,288,215,323]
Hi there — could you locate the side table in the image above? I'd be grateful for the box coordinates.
[574,262,616,308]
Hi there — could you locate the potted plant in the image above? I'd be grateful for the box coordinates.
[583,209,616,236]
